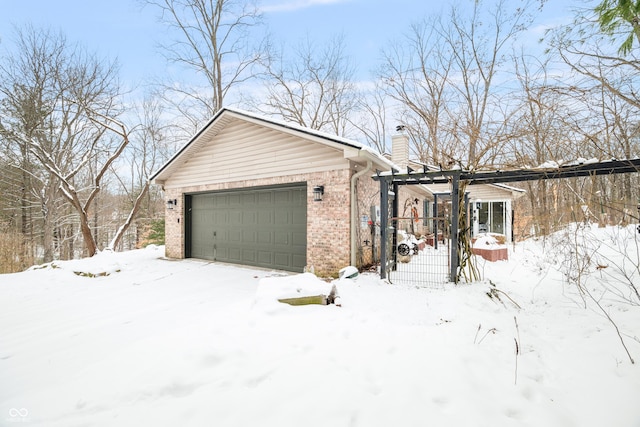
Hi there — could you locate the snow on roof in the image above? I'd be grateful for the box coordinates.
[492,182,526,193]
[537,157,599,169]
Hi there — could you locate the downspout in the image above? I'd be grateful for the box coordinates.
[351,159,373,267]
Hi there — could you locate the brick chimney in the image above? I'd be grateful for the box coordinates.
[391,126,409,170]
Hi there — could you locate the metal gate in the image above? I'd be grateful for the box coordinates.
[385,213,451,287]
[376,173,459,286]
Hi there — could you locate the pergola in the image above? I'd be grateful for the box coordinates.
[374,158,640,283]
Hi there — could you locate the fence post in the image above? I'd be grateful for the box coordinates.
[391,182,399,272]
[433,194,439,250]
[450,174,460,283]
[379,178,389,280]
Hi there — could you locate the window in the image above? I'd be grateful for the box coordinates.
[491,201,504,234]
[477,201,505,235]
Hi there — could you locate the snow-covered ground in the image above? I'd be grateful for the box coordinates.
[1,226,640,427]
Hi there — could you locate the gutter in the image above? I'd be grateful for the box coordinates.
[350,159,373,267]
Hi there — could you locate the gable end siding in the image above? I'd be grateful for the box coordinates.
[164,119,350,189]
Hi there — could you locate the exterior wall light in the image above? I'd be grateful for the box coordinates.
[313,185,324,202]
[167,198,177,210]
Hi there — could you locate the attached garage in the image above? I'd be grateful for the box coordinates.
[150,107,394,276]
[186,184,307,271]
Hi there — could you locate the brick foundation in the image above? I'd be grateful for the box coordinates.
[472,247,509,262]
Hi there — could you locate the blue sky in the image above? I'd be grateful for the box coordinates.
[1,0,583,90]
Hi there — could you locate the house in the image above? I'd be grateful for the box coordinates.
[150,108,394,276]
[151,108,524,277]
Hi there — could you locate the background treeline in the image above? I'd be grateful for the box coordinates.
[1,0,639,272]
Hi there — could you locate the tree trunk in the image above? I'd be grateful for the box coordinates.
[64,189,98,257]
[41,178,58,263]
[79,211,98,257]
[108,182,150,251]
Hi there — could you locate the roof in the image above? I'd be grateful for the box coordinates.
[418,182,525,200]
[492,183,526,194]
[150,107,396,185]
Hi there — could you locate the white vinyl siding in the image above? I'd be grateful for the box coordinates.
[421,183,521,201]
[164,119,349,189]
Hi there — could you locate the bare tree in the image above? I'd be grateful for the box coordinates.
[508,53,581,235]
[252,34,359,136]
[28,109,125,258]
[108,95,170,250]
[546,9,640,220]
[379,16,454,166]
[553,34,640,111]
[0,26,121,261]
[444,0,543,168]
[350,84,391,154]
[0,26,165,261]
[144,0,268,128]
[379,0,543,169]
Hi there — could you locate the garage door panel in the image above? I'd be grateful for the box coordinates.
[216,246,228,260]
[292,253,306,268]
[214,210,227,225]
[292,231,306,246]
[242,229,256,245]
[229,194,241,206]
[274,252,290,267]
[213,194,227,207]
[227,229,241,243]
[257,230,272,244]
[258,251,273,265]
[192,243,212,259]
[242,248,256,263]
[274,212,289,225]
[258,210,272,225]
[190,184,307,272]
[274,190,290,203]
[227,247,241,262]
[274,231,289,245]
[242,210,257,225]
[258,192,272,204]
[229,211,241,225]
[292,211,306,225]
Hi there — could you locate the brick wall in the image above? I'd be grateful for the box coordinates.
[355,172,381,267]
[306,169,351,277]
[164,188,184,259]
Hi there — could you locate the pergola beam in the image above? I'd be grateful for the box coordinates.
[375,159,640,186]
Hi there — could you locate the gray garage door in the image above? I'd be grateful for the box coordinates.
[187,184,307,272]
